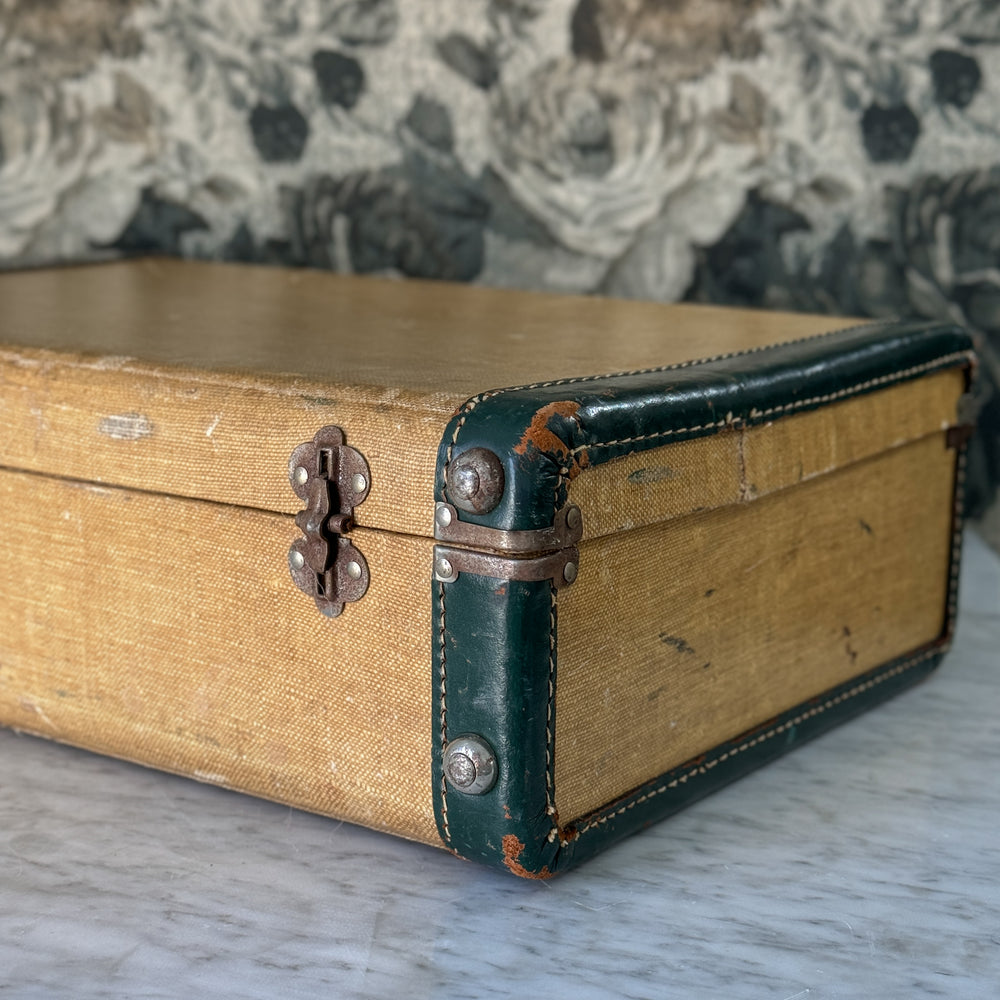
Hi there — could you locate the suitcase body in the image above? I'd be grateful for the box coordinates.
[0,259,976,876]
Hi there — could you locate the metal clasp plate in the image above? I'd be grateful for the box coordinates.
[288,425,371,618]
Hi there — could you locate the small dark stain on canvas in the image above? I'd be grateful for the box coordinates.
[843,625,858,664]
[659,633,695,655]
[859,519,874,535]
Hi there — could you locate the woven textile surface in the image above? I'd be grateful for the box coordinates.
[0,0,997,536]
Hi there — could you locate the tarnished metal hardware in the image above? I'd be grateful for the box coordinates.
[443,735,498,795]
[434,543,580,589]
[434,501,583,553]
[434,500,583,588]
[446,448,505,515]
[288,425,371,618]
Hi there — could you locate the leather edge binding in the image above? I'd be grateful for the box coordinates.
[431,323,976,877]
[543,419,972,874]
[549,642,949,870]
[435,319,975,534]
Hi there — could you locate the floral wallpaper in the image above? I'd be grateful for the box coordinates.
[1,0,998,539]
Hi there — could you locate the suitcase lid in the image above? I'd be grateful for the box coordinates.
[0,257,879,540]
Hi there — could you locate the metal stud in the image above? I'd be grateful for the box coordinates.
[434,503,453,529]
[446,448,505,515]
[563,560,578,585]
[346,560,362,580]
[443,735,497,795]
[289,548,305,570]
[351,473,367,494]
[435,555,456,581]
[294,465,309,486]
[566,505,582,532]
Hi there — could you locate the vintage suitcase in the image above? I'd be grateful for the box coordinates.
[0,259,976,877]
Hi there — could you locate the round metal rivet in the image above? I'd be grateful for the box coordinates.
[294,465,309,486]
[446,448,505,515]
[351,473,367,494]
[443,735,497,795]
[446,752,476,788]
[289,548,305,570]
[346,560,362,580]
[453,465,480,499]
[436,556,455,580]
[566,506,582,531]
[435,504,453,529]
[563,561,578,584]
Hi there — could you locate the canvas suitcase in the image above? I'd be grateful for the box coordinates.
[0,259,976,877]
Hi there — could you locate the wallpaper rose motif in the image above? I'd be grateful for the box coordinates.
[0,0,998,536]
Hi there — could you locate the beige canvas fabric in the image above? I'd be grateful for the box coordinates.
[0,261,969,845]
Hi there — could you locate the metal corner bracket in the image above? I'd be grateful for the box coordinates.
[434,501,583,553]
[433,502,583,589]
[434,544,580,589]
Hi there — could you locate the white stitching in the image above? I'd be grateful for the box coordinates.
[545,584,558,820]
[443,391,505,478]
[558,647,942,847]
[438,325,971,853]
[487,319,900,395]
[947,444,968,628]
[440,321,903,442]
[438,580,451,845]
[554,421,972,847]
[568,352,974,455]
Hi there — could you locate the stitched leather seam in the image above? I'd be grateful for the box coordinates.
[555,646,943,847]
[438,391,480,848]
[440,320,908,457]
[947,445,968,630]
[443,391,505,476]
[439,328,970,860]
[569,351,974,455]
[486,319,900,395]
[545,584,558,821]
[437,580,451,846]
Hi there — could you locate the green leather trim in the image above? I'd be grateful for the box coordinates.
[435,319,973,532]
[431,319,974,877]
[432,573,560,876]
[537,437,968,875]
[549,644,947,872]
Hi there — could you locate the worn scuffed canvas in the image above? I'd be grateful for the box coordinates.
[0,259,976,875]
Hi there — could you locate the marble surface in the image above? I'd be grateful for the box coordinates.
[2,533,999,1000]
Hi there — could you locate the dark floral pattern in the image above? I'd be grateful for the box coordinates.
[0,0,998,541]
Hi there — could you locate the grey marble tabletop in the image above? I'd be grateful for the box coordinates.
[2,533,999,1000]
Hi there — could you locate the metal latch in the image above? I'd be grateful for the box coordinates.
[287,425,371,618]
